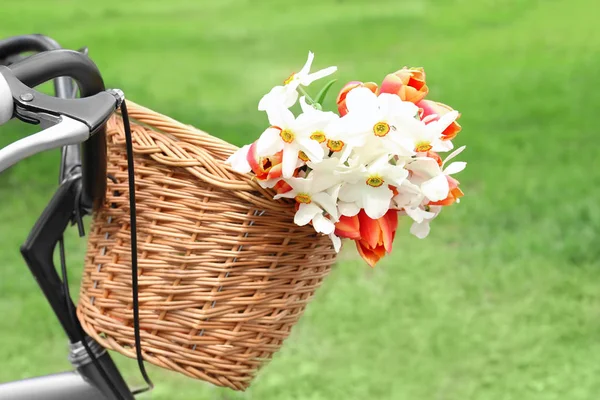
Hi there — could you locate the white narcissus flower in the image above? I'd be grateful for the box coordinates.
[406,146,467,202]
[392,179,424,210]
[274,178,340,234]
[256,106,328,178]
[258,51,337,111]
[416,110,460,153]
[297,96,351,158]
[337,154,409,219]
[398,107,460,154]
[307,156,363,217]
[338,87,421,158]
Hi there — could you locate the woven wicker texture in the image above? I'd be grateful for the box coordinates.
[77,101,337,390]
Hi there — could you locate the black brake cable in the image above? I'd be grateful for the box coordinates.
[121,99,155,395]
[58,98,153,399]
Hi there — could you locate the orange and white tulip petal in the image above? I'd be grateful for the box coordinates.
[379,67,429,104]
[226,144,252,174]
[334,214,361,240]
[356,239,386,267]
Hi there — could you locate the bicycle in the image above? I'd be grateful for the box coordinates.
[0,34,148,400]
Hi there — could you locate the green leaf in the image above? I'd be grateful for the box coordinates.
[314,79,338,106]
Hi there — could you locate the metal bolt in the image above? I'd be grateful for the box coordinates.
[20,93,34,102]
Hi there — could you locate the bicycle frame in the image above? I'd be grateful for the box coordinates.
[0,35,134,400]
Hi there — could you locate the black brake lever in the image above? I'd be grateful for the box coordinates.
[0,66,119,133]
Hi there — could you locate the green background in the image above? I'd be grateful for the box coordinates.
[1,0,600,399]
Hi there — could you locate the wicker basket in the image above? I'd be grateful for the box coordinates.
[76,102,337,390]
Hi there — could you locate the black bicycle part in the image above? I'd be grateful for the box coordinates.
[6,48,107,211]
[0,34,75,99]
[0,37,134,399]
[19,175,133,400]
[121,100,154,394]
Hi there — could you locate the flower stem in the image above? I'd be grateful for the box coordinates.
[297,86,319,108]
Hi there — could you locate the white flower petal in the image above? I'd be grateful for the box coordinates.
[282,146,299,178]
[298,137,325,162]
[404,207,435,223]
[256,127,283,157]
[443,161,467,176]
[345,87,378,115]
[258,86,285,111]
[298,51,314,76]
[283,87,300,108]
[294,203,321,226]
[312,191,338,220]
[408,157,442,179]
[226,145,252,173]
[312,213,335,234]
[329,232,342,253]
[385,165,409,187]
[377,93,406,116]
[299,96,315,114]
[284,176,312,194]
[442,145,466,167]
[266,105,296,128]
[327,183,343,202]
[339,201,360,217]
[421,174,450,201]
[432,139,454,152]
[436,110,459,132]
[301,66,337,86]
[388,136,417,157]
[338,183,363,203]
[273,186,297,199]
[362,185,393,219]
[410,220,431,239]
[393,180,423,208]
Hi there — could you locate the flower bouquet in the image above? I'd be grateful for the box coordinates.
[228,52,466,266]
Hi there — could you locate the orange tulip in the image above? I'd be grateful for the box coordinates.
[335,209,399,267]
[429,176,464,206]
[246,142,284,182]
[336,81,378,116]
[379,67,428,104]
[273,179,292,195]
[417,99,462,141]
[334,214,361,240]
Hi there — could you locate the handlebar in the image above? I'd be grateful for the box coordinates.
[0,34,74,99]
[9,50,109,210]
[0,49,115,211]
[9,49,105,97]
[0,35,79,184]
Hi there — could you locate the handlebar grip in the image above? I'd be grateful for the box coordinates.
[9,50,105,98]
[0,73,13,125]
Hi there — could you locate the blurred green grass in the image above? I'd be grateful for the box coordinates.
[1,0,600,399]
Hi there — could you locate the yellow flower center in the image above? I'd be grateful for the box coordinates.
[366,175,385,187]
[298,151,310,162]
[310,131,327,143]
[415,141,432,152]
[373,122,391,137]
[280,129,295,143]
[327,139,344,152]
[295,193,312,204]
[284,72,296,85]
